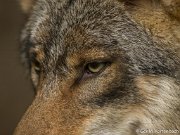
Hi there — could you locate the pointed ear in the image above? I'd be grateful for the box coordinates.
[19,0,36,13]
[161,0,180,20]
[123,0,180,20]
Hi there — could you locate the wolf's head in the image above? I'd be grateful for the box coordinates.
[14,0,180,134]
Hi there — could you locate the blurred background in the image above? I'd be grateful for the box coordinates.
[0,1,34,135]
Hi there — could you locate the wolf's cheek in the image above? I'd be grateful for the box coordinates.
[82,75,180,135]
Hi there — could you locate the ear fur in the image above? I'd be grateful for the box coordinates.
[124,0,180,20]
[19,0,35,13]
[161,0,180,20]
[19,0,180,19]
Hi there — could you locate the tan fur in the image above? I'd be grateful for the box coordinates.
[136,75,180,130]
[19,0,35,13]
[161,0,180,20]
[126,0,180,54]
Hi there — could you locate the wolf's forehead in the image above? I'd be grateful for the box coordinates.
[30,0,125,39]
[29,0,125,56]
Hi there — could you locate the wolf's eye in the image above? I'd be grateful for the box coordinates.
[32,60,41,74]
[31,60,41,87]
[85,62,108,74]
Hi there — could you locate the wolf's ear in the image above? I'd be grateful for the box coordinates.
[161,0,180,20]
[19,0,36,14]
[124,0,180,20]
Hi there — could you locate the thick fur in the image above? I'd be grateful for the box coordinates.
[14,0,180,135]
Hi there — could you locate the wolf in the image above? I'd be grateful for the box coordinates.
[14,0,180,134]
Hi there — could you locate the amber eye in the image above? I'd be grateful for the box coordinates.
[86,62,107,74]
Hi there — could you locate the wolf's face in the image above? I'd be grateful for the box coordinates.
[14,0,180,135]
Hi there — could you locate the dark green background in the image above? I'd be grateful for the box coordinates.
[0,1,34,135]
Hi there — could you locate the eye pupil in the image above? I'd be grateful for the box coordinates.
[89,62,100,69]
